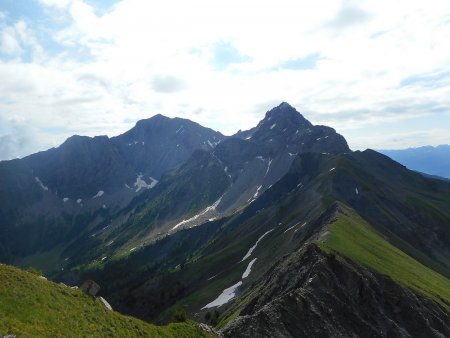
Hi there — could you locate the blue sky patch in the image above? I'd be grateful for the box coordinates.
[211,41,251,70]
[400,71,450,88]
[277,53,320,71]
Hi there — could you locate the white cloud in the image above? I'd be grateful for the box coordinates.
[0,116,39,159]
[37,0,72,9]
[151,75,186,93]
[0,0,449,159]
[326,3,372,30]
[351,128,450,150]
[1,27,23,55]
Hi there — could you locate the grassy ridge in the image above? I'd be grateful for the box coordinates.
[0,264,212,337]
[321,206,450,309]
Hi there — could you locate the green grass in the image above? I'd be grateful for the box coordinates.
[320,206,450,309]
[0,264,213,337]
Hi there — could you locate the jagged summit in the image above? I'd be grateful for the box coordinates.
[234,102,313,141]
[262,102,311,127]
[254,102,312,136]
[233,102,349,155]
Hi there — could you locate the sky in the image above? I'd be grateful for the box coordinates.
[1,0,450,160]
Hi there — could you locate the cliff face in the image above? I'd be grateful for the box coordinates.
[222,245,450,338]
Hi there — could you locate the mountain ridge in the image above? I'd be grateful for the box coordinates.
[1,102,449,338]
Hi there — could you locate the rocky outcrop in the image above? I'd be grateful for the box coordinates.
[222,244,450,338]
[79,280,100,296]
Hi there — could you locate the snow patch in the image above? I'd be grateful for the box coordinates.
[253,185,262,198]
[171,196,223,231]
[203,254,259,309]
[202,197,222,214]
[92,190,104,198]
[270,123,276,130]
[175,126,183,133]
[201,281,242,309]
[355,187,359,195]
[241,229,273,262]
[129,247,137,252]
[294,222,307,232]
[207,140,214,148]
[76,198,82,204]
[148,177,158,189]
[284,224,296,233]
[265,159,273,176]
[288,152,298,157]
[329,168,336,172]
[172,213,201,231]
[285,221,306,233]
[101,256,107,261]
[207,273,219,281]
[134,174,158,192]
[63,197,69,203]
[224,166,232,179]
[35,177,49,191]
[99,296,113,311]
[242,258,257,279]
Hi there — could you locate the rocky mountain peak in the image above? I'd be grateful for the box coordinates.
[231,102,349,157]
[132,114,171,131]
[260,102,312,129]
[234,102,314,143]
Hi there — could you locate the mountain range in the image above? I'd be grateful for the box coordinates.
[380,145,450,180]
[0,103,449,337]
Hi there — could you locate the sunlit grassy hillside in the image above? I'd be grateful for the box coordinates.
[0,263,213,337]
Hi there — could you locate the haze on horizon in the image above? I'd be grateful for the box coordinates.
[1,0,450,160]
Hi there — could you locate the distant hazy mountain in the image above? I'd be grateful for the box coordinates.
[380,145,450,179]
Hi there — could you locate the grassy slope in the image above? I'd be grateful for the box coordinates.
[321,206,450,309]
[0,264,212,338]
